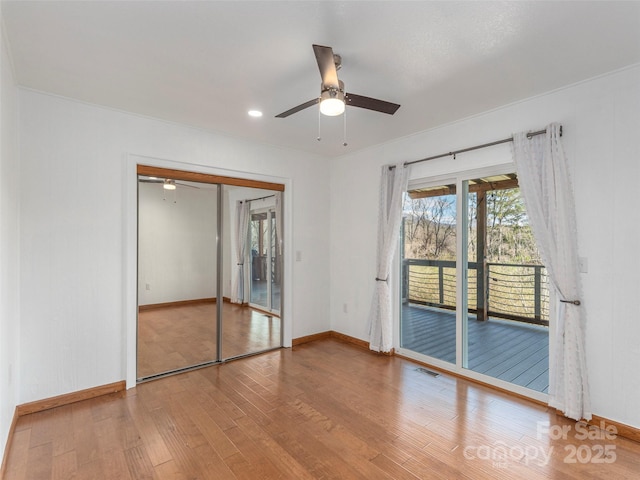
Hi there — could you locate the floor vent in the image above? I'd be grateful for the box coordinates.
[416,367,440,377]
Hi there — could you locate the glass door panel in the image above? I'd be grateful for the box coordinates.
[223,186,282,360]
[270,211,281,312]
[250,211,269,308]
[463,177,549,393]
[137,176,218,379]
[400,187,457,364]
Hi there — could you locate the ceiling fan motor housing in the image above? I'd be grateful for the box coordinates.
[321,79,345,98]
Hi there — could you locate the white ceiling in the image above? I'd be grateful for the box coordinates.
[3,1,640,157]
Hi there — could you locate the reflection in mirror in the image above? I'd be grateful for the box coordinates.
[137,176,219,379]
[223,185,282,359]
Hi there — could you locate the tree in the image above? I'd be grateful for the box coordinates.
[485,188,540,264]
[403,194,456,260]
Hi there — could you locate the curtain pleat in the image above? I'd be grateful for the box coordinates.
[368,162,411,352]
[275,192,283,255]
[232,200,251,304]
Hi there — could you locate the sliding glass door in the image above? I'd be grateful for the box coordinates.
[400,169,549,396]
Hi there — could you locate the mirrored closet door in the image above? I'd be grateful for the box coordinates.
[136,166,284,381]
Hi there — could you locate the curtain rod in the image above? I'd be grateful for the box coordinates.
[391,126,561,169]
[242,194,275,203]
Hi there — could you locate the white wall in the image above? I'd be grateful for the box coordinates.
[329,65,640,428]
[138,182,217,305]
[18,89,330,403]
[0,7,20,460]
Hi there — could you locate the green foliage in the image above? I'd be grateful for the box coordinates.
[484,188,541,264]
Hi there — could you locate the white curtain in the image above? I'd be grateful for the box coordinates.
[275,192,283,255]
[232,200,251,304]
[368,162,411,352]
[512,123,591,421]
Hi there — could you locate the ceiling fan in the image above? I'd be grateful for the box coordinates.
[275,44,401,118]
[138,177,199,191]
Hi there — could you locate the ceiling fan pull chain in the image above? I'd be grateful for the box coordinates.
[317,102,322,141]
[343,107,348,147]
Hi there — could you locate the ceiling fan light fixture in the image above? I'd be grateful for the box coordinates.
[320,80,345,116]
[163,179,176,190]
[320,96,345,116]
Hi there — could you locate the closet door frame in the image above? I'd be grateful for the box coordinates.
[125,157,289,388]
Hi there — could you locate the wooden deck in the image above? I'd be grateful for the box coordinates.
[402,304,549,393]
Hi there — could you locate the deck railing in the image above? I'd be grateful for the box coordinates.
[402,259,549,326]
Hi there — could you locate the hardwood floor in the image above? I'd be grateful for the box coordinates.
[4,339,640,479]
[402,304,549,392]
[137,302,281,378]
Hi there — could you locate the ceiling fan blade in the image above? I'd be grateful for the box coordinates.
[275,98,319,118]
[345,93,401,115]
[313,44,339,89]
[138,178,164,183]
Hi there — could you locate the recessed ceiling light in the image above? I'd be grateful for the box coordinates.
[248,110,263,118]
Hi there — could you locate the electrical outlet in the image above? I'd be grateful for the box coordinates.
[146,283,151,290]
[343,303,348,313]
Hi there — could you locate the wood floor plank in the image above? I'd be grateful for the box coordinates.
[152,459,190,480]
[23,442,52,480]
[369,453,426,480]
[178,400,239,460]
[100,448,134,480]
[192,443,237,478]
[70,402,100,467]
[125,395,173,467]
[123,445,157,480]
[51,450,77,480]
[231,414,315,480]
[4,429,31,479]
[221,422,282,479]
[146,407,204,477]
